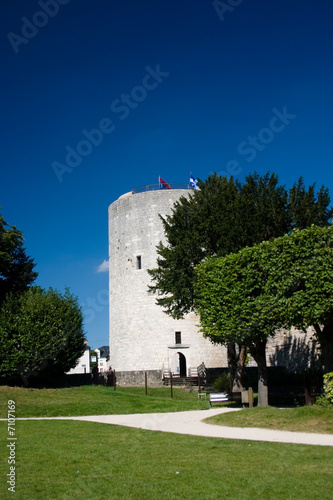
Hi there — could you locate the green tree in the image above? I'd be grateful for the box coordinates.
[318,372,333,407]
[195,225,333,406]
[289,177,332,229]
[0,286,86,385]
[148,172,332,389]
[194,247,277,406]
[149,173,290,316]
[265,225,333,373]
[149,173,332,315]
[0,210,37,306]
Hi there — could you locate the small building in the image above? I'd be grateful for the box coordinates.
[66,342,91,374]
[95,346,110,373]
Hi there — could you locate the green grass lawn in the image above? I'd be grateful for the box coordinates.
[0,385,211,418]
[205,406,333,434]
[1,385,332,435]
[1,386,333,499]
[1,419,333,500]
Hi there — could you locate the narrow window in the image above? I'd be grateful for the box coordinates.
[136,255,142,269]
[175,331,181,344]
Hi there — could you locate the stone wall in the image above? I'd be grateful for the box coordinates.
[108,189,226,374]
[114,370,163,387]
[266,327,319,370]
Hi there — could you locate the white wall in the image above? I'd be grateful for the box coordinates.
[108,189,227,373]
[67,347,91,374]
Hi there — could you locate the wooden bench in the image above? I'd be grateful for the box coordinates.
[209,393,228,407]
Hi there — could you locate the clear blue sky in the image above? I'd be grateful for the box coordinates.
[1,0,332,349]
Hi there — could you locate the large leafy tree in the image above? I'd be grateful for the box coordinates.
[194,247,276,406]
[266,225,333,374]
[148,172,332,388]
[194,225,333,406]
[0,286,86,385]
[289,178,332,229]
[149,173,332,314]
[0,210,37,305]
[149,172,293,317]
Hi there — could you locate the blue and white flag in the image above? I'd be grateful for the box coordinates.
[190,175,200,190]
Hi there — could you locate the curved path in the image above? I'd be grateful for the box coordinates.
[15,408,333,447]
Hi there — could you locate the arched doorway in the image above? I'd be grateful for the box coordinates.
[179,352,186,377]
[171,352,187,377]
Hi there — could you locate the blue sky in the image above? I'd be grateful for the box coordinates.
[1,0,332,349]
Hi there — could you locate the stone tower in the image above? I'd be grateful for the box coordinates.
[108,186,226,385]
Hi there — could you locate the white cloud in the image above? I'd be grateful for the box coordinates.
[97,259,109,273]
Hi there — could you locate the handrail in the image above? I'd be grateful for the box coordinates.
[131,183,192,194]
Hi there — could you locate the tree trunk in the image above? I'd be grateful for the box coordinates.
[250,339,269,407]
[314,323,333,373]
[227,343,246,392]
[236,345,247,391]
[227,343,236,393]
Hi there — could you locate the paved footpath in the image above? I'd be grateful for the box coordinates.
[15,408,333,447]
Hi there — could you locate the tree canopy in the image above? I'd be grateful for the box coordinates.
[148,172,332,319]
[0,286,86,385]
[194,244,278,406]
[194,225,333,405]
[265,225,333,373]
[0,210,37,305]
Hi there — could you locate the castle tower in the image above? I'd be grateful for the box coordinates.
[108,185,227,385]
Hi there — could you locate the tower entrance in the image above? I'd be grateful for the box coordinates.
[171,352,187,377]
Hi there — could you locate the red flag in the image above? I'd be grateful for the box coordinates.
[159,176,171,189]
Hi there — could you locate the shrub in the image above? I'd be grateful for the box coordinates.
[212,373,230,393]
[316,372,333,407]
[323,372,333,404]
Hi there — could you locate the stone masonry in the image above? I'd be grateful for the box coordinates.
[108,189,227,382]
